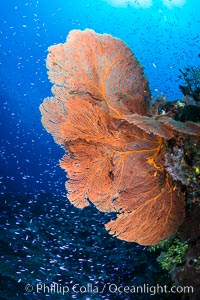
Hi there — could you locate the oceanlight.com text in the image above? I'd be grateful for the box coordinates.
[24,282,194,296]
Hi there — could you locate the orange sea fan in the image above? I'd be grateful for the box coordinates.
[40,29,200,245]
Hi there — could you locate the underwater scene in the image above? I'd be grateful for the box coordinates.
[0,0,200,299]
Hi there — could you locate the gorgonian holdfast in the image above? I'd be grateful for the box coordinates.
[40,29,200,246]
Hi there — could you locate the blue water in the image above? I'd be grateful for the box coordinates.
[0,0,199,194]
[0,1,199,299]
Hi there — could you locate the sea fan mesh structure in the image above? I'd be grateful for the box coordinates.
[40,29,200,245]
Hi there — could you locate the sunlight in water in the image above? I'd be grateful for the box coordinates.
[106,0,152,8]
[107,0,186,8]
[162,0,186,8]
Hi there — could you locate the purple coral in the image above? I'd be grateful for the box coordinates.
[164,147,187,185]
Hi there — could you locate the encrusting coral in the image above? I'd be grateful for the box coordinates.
[40,29,200,246]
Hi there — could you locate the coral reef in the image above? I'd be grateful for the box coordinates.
[149,237,189,272]
[164,147,187,185]
[179,67,200,102]
[148,203,200,300]
[147,100,200,300]
[175,105,200,122]
[40,29,200,246]
[174,205,200,300]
